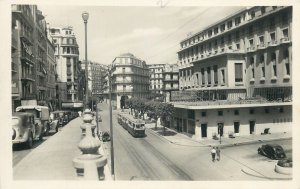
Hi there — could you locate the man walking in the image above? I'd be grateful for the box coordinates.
[216,147,221,161]
[211,147,216,162]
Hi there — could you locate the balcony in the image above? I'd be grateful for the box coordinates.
[257,43,266,49]
[247,46,256,52]
[21,52,35,64]
[11,62,18,73]
[67,71,72,76]
[268,40,278,47]
[280,37,290,44]
[164,78,178,82]
[67,90,77,94]
[21,93,36,100]
[21,73,35,81]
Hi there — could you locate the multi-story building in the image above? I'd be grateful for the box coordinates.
[46,38,57,110]
[111,53,150,109]
[162,64,179,102]
[11,5,37,110]
[48,26,83,110]
[33,7,49,107]
[172,6,292,140]
[81,61,107,98]
[148,64,164,95]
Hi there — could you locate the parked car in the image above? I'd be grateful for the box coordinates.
[12,112,43,149]
[102,131,111,142]
[258,144,286,160]
[51,111,68,127]
[16,105,50,137]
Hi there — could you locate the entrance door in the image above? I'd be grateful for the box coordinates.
[218,123,224,136]
[201,124,207,138]
[249,120,255,134]
[234,122,240,134]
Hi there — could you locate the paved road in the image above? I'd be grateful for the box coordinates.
[98,103,292,180]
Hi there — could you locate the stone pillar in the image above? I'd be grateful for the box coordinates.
[73,109,107,180]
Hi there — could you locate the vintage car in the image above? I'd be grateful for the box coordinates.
[16,105,50,137]
[50,111,68,127]
[258,144,286,160]
[102,131,111,142]
[12,112,43,149]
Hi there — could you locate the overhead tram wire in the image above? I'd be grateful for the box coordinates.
[141,7,211,62]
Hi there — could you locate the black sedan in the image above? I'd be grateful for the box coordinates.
[102,132,111,142]
[258,144,286,160]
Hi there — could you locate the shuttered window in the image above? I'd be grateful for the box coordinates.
[235,63,243,82]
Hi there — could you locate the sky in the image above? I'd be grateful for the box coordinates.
[38,4,244,65]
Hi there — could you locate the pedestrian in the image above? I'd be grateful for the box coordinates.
[211,147,216,162]
[216,147,221,161]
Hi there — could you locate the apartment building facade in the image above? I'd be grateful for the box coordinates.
[173,6,292,140]
[111,53,150,109]
[163,64,179,102]
[148,64,164,95]
[48,26,83,109]
[11,5,58,111]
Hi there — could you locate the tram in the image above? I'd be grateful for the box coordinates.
[117,112,146,137]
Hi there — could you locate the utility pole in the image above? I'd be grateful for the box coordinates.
[108,69,115,180]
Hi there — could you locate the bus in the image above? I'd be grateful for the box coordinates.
[117,112,145,137]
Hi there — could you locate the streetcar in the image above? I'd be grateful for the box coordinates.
[117,112,146,137]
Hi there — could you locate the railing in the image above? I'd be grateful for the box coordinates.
[268,40,277,46]
[280,37,290,43]
[21,51,35,63]
[11,62,18,72]
[21,93,36,100]
[257,43,266,49]
[21,72,35,81]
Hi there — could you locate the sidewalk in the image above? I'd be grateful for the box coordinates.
[145,123,292,147]
[13,116,110,180]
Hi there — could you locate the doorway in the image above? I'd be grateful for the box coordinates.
[217,123,224,136]
[234,122,240,134]
[201,123,207,138]
[249,120,255,134]
[120,95,128,109]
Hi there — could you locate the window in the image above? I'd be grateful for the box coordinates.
[235,17,241,26]
[220,37,224,46]
[214,27,218,35]
[249,109,255,114]
[282,28,289,38]
[236,43,240,50]
[234,110,239,115]
[260,55,265,78]
[250,57,255,79]
[235,30,240,40]
[265,108,269,113]
[188,110,195,119]
[201,111,206,117]
[250,11,255,19]
[208,30,212,37]
[270,32,276,42]
[201,68,205,85]
[218,110,223,116]
[122,67,125,73]
[234,63,243,82]
[279,107,284,113]
[228,34,232,43]
[259,36,264,45]
[207,67,211,85]
[221,69,225,84]
[261,7,266,14]
[221,24,225,32]
[271,52,277,77]
[284,49,290,75]
[227,21,232,29]
[213,65,218,84]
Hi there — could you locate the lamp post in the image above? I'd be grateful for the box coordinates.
[82,11,89,109]
[108,68,115,180]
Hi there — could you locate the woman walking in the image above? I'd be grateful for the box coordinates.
[216,147,221,161]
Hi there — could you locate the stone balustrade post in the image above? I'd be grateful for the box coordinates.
[73,109,107,180]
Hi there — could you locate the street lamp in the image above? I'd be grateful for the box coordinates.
[108,68,115,180]
[82,11,89,109]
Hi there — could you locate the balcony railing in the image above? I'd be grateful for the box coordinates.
[268,40,278,46]
[247,46,256,52]
[11,62,18,72]
[257,43,266,49]
[21,93,36,100]
[21,73,35,81]
[280,37,290,44]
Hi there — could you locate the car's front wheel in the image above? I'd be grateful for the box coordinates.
[26,133,33,149]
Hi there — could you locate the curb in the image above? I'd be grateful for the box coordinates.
[146,125,292,148]
[241,167,292,180]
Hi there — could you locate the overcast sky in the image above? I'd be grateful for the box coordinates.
[38,5,244,65]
